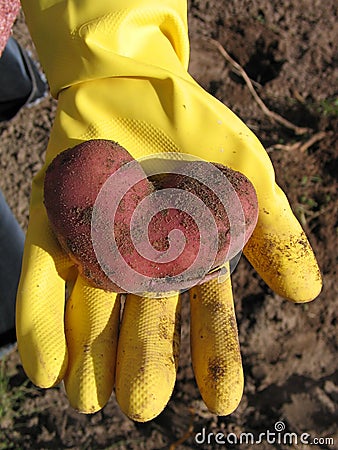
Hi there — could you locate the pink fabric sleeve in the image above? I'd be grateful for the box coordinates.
[0,0,21,55]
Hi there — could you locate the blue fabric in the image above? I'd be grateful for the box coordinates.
[0,190,24,335]
[0,37,32,102]
[0,37,33,121]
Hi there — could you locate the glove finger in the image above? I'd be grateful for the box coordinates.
[115,293,181,422]
[63,275,120,413]
[16,204,69,388]
[244,185,322,303]
[190,267,243,415]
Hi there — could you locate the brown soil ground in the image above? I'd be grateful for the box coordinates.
[1,1,337,449]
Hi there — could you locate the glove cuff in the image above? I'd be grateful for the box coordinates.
[21,0,190,97]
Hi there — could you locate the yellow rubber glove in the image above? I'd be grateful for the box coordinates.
[17,0,322,421]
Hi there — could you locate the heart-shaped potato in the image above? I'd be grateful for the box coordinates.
[44,140,258,293]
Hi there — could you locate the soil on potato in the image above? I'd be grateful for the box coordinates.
[0,1,337,449]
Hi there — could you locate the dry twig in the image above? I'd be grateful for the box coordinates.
[267,131,328,152]
[209,38,311,135]
[169,408,195,449]
[298,131,328,152]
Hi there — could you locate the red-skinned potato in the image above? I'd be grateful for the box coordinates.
[44,139,154,292]
[44,140,258,293]
[148,162,258,273]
